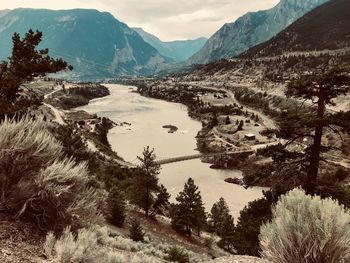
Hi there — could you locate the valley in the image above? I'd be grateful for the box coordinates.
[1,0,350,262]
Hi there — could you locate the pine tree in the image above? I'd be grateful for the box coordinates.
[108,187,126,227]
[0,30,71,119]
[0,30,70,102]
[238,120,244,131]
[282,67,350,193]
[130,146,160,216]
[209,197,230,235]
[209,113,219,128]
[217,214,235,252]
[129,219,144,242]
[170,178,207,237]
[151,184,170,216]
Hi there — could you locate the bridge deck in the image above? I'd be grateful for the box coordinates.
[155,149,254,165]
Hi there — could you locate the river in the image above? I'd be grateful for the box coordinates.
[78,84,265,219]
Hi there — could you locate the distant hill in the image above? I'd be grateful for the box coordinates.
[0,9,10,17]
[133,27,207,62]
[187,0,329,65]
[241,0,350,58]
[0,8,170,80]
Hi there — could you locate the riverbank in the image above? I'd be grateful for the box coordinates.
[78,84,266,219]
[135,80,278,170]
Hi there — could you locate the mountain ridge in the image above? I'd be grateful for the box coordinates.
[241,0,350,58]
[133,27,207,62]
[0,8,170,80]
[187,0,329,65]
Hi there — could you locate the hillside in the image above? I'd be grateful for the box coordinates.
[0,8,170,80]
[187,0,329,65]
[241,0,350,58]
[133,27,207,62]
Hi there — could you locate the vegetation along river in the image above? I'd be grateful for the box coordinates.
[79,84,265,219]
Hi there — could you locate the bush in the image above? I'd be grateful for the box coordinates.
[260,188,350,263]
[108,187,126,227]
[45,227,98,263]
[335,168,348,181]
[129,219,144,242]
[0,116,104,230]
[165,246,190,263]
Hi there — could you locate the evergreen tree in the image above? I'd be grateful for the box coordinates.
[151,184,170,216]
[232,192,275,256]
[0,30,70,102]
[0,30,71,118]
[129,219,144,242]
[217,214,235,252]
[108,187,126,227]
[282,67,350,193]
[238,120,244,131]
[209,197,230,235]
[170,178,207,237]
[95,117,112,147]
[209,113,218,128]
[130,146,160,216]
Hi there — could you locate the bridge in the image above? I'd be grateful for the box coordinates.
[155,148,254,165]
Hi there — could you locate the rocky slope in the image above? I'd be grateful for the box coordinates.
[0,8,170,80]
[133,27,207,62]
[241,0,350,58]
[187,0,329,65]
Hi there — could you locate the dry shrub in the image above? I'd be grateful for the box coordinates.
[0,116,104,230]
[260,188,350,263]
[44,226,163,263]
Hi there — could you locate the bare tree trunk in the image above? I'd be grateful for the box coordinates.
[306,95,325,194]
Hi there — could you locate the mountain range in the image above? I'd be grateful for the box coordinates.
[187,0,329,65]
[0,8,170,80]
[133,28,207,62]
[241,0,350,58]
[0,0,340,80]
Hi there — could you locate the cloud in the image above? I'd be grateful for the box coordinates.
[1,0,280,40]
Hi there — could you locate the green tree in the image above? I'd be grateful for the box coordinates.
[0,29,70,102]
[151,184,170,216]
[217,214,235,252]
[209,113,218,128]
[95,117,112,147]
[170,178,207,237]
[238,120,244,131]
[130,146,160,216]
[108,187,126,227]
[232,191,275,256]
[129,219,144,242]
[283,68,350,193]
[209,197,230,235]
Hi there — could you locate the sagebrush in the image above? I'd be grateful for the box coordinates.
[260,188,350,263]
[0,116,104,230]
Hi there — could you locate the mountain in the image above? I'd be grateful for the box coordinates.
[241,0,350,58]
[187,0,329,65]
[0,9,10,17]
[133,27,207,62]
[0,8,170,80]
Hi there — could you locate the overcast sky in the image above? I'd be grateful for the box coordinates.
[1,0,279,41]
